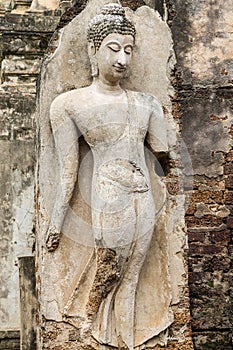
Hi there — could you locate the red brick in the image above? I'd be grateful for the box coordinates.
[193,176,222,189]
[225,191,233,204]
[193,333,232,350]
[227,216,233,229]
[189,271,207,284]
[191,190,224,204]
[225,175,233,189]
[189,243,224,255]
[228,245,233,255]
[224,163,233,175]
[227,205,233,215]
[209,230,231,244]
[188,232,205,243]
[202,256,231,272]
[202,244,224,255]
[226,151,233,162]
[190,284,223,299]
[186,203,196,215]
[229,124,233,137]
[186,215,223,228]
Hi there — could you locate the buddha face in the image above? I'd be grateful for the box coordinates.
[95,33,134,85]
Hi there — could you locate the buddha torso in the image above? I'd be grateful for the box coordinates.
[62,87,153,182]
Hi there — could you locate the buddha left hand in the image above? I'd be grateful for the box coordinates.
[46,224,61,252]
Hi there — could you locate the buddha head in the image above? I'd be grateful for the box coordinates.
[87,3,136,81]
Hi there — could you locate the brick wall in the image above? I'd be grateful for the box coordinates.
[166,0,233,348]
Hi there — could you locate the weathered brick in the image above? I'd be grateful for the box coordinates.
[228,246,233,258]
[193,332,232,350]
[226,151,233,162]
[188,232,205,243]
[191,190,224,204]
[226,216,233,229]
[190,284,223,300]
[209,229,231,244]
[202,244,226,255]
[225,191,233,204]
[189,271,211,284]
[189,243,224,255]
[186,215,223,228]
[186,203,196,215]
[193,176,225,190]
[224,163,233,175]
[225,175,233,189]
[227,205,233,215]
[191,293,231,330]
[202,256,231,272]
[192,308,231,330]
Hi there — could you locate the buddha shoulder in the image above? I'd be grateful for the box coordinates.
[50,87,92,115]
[128,90,163,113]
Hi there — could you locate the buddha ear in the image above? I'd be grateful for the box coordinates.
[88,41,96,57]
[88,41,99,77]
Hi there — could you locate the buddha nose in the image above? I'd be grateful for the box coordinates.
[117,49,127,66]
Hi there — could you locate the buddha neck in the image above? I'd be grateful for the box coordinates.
[92,78,124,96]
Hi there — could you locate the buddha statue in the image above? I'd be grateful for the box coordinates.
[45,3,169,349]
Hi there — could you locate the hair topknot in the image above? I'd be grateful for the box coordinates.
[101,3,125,16]
[87,3,136,50]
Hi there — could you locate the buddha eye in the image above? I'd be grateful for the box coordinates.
[108,44,121,52]
[124,46,133,55]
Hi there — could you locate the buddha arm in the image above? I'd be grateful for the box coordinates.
[46,98,79,251]
[146,98,169,175]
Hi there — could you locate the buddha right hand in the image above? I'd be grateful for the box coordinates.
[46,224,61,252]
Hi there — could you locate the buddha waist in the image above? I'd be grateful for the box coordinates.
[95,158,149,193]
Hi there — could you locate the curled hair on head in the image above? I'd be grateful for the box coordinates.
[87,3,136,50]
